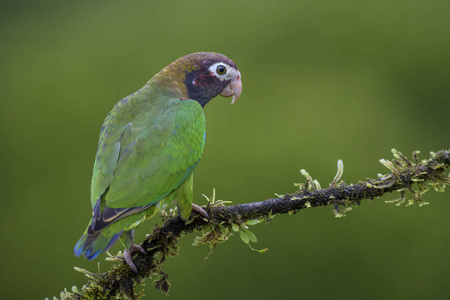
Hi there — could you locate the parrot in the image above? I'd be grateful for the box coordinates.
[74,52,242,273]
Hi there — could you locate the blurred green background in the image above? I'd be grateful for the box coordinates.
[2,0,450,299]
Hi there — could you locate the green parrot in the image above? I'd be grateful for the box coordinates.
[74,52,242,272]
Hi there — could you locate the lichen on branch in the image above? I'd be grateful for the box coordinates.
[51,149,450,300]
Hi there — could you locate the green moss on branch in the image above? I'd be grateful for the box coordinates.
[51,149,450,299]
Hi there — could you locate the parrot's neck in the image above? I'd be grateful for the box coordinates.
[147,66,190,99]
[145,61,220,108]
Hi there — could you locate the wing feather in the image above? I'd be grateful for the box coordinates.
[90,97,205,230]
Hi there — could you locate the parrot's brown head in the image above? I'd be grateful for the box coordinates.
[151,52,242,107]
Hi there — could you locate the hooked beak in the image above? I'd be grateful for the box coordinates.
[220,71,242,104]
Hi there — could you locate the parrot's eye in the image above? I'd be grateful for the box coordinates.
[216,65,227,75]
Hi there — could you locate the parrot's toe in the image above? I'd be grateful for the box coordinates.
[130,244,147,255]
[124,244,147,274]
[124,249,138,273]
[191,203,209,219]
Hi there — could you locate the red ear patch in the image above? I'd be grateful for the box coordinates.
[193,74,207,86]
[180,98,188,100]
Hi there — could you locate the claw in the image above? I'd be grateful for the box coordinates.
[191,203,209,218]
[130,244,147,255]
[124,244,147,274]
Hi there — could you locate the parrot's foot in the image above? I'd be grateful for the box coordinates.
[192,203,209,218]
[124,244,147,274]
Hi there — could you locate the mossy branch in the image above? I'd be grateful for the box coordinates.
[53,149,450,300]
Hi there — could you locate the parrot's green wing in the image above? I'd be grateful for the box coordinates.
[90,95,205,227]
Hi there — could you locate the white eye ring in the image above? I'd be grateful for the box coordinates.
[209,62,232,80]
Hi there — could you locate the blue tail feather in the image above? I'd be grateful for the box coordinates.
[74,230,123,260]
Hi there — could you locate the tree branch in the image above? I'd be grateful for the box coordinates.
[54,149,450,300]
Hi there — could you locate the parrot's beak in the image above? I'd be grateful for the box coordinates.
[220,71,242,104]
